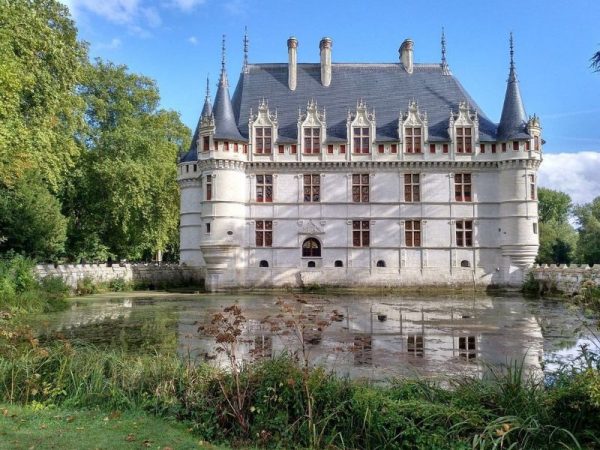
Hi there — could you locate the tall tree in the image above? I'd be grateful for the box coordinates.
[536,188,578,264]
[0,0,86,190]
[574,197,600,265]
[63,60,190,261]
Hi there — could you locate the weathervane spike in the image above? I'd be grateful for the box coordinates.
[205,76,210,98]
[243,26,249,72]
[441,27,447,66]
[221,34,226,73]
[509,32,515,70]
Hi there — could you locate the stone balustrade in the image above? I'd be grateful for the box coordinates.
[529,264,600,294]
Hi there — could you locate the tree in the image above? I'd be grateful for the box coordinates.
[0,177,67,259]
[62,60,190,261]
[574,197,600,265]
[536,188,577,264]
[0,0,87,190]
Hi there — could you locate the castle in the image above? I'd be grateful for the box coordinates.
[177,33,541,292]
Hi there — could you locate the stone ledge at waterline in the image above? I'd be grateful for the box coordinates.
[529,264,600,295]
[34,263,203,289]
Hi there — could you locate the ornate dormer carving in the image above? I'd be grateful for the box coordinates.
[249,99,278,154]
[399,100,428,153]
[298,99,326,154]
[448,102,479,154]
[527,114,542,152]
[347,99,376,154]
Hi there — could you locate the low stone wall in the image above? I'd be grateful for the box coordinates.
[529,264,600,294]
[35,263,203,290]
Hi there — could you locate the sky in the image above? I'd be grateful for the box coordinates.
[60,0,600,203]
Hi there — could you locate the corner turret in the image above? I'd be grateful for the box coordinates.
[497,33,528,140]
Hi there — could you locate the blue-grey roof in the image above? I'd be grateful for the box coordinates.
[232,63,499,143]
[497,66,528,140]
[213,71,245,141]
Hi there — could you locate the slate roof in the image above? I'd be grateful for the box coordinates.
[182,58,527,162]
[497,66,528,140]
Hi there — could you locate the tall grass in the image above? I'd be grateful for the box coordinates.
[1,343,598,449]
[0,254,69,313]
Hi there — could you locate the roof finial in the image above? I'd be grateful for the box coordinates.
[205,76,210,99]
[243,26,249,73]
[441,27,450,75]
[219,34,228,87]
[509,32,515,71]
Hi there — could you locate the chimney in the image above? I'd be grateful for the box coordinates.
[287,36,298,91]
[400,39,414,74]
[319,37,332,87]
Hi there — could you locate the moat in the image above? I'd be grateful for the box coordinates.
[27,292,599,381]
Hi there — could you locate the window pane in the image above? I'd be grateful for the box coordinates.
[362,231,370,246]
[362,221,369,229]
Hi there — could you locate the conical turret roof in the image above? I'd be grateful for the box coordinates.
[497,34,528,140]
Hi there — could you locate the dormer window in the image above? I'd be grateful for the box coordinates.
[249,99,278,156]
[456,127,472,153]
[304,127,321,154]
[405,127,422,153]
[353,127,370,154]
[255,127,272,154]
[400,101,427,154]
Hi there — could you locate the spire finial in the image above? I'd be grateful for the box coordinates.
[243,26,249,72]
[205,76,210,99]
[441,27,447,65]
[509,32,515,71]
[219,34,228,87]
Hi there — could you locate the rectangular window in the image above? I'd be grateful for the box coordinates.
[304,127,320,154]
[234,143,239,153]
[303,174,320,202]
[407,335,424,357]
[405,127,422,153]
[352,220,370,247]
[534,136,540,151]
[455,173,472,202]
[256,174,273,203]
[255,127,272,154]
[193,164,197,172]
[206,175,212,201]
[525,140,531,151]
[459,336,476,359]
[203,136,210,152]
[529,174,536,200]
[278,144,284,154]
[491,144,497,153]
[429,143,436,154]
[255,220,273,247]
[205,223,211,234]
[513,141,519,151]
[533,222,538,234]
[405,220,421,247]
[340,144,346,154]
[456,127,472,153]
[404,173,420,202]
[186,165,189,173]
[443,143,449,154]
[243,144,248,154]
[353,127,370,153]
[378,144,384,154]
[480,143,485,153]
[352,174,370,203]
[391,144,398,154]
[456,220,473,247]
[291,144,297,154]
[502,142,507,152]
[327,144,334,154]
[224,141,229,151]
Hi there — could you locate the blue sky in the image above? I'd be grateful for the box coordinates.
[61,0,600,202]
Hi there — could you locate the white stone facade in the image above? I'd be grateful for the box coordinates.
[178,36,542,291]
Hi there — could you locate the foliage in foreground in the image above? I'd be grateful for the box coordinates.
[0,341,599,449]
[0,254,69,313]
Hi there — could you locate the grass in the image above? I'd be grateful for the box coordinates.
[0,403,226,450]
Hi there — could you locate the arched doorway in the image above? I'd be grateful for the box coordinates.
[302,238,321,257]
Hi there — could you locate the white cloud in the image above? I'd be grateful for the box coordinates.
[71,0,141,24]
[96,37,122,50]
[224,0,246,15]
[188,36,198,45]
[168,0,206,11]
[538,151,600,205]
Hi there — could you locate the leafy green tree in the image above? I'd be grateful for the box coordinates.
[0,0,86,190]
[0,177,67,259]
[574,197,600,265]
[536,188,577,264]
[63,60,190,261]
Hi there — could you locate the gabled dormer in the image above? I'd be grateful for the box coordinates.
[449,102,479,154]
[347,99,375,154]
[298,99,326,155]
[249,99,277,155]
[399,101,428,154]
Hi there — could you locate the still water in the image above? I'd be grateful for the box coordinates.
[26,292,599,381]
